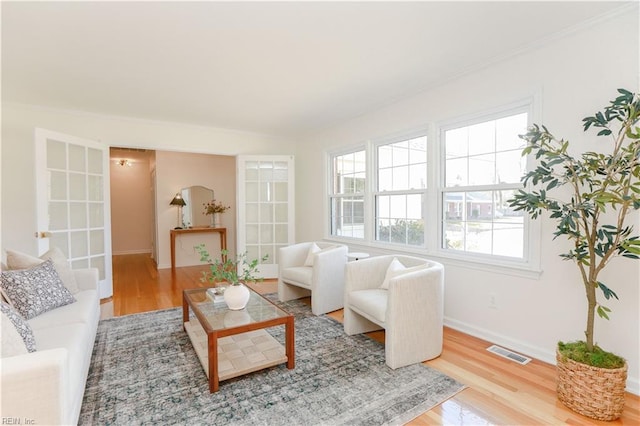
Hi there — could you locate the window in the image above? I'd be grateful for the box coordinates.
[330,150,366,238]
[375,136,427,246]
[325,100,537,272]
[441,111,528,258]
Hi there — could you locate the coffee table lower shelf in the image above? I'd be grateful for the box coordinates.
[184,320,288,382]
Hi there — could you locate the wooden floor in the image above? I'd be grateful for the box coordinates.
[104,253,640,425]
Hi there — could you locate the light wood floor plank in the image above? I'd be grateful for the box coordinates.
[104,253,640,425]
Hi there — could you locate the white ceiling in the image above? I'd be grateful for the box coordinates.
[1,1,630,137]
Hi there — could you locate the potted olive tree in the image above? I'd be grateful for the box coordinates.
[508,89,639,421]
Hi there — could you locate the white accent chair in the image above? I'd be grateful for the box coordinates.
[343,255,444,369]
[278,242,348,315]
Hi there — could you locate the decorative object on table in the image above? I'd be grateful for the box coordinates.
[508,89,639,421]
[169,193,187,229]
[203,199,230,228]
[205,287,226,304]
[195,244,267,310]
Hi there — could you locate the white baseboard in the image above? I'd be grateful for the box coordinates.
[444,316,639,396]
[112,249,152,256]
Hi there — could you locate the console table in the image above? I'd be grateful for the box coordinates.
[170,227,227,273]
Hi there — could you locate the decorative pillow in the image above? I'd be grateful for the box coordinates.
[0,259,76,320]
[304,243,321,267]
[380,257,406,289]
[1,301,36,354]
[6,247,80,294]
[1,312,28,357]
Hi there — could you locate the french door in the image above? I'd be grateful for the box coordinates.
[237,155,295,278]
[35,128,113,298]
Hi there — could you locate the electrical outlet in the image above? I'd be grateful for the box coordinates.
[488,293,498,309]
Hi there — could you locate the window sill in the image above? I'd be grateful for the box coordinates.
[324,237,543,279]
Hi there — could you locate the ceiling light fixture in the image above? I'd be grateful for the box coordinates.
[116,159,132,167]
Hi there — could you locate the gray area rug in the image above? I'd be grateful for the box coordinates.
[80,296,464,425]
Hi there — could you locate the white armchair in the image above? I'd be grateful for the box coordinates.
[278,242,348,315]
[343,255,444,369]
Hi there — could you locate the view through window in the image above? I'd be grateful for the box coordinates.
[375,136,427,246]
[330,150,366,238]
[441,111,528,258]
[327,105,531,266]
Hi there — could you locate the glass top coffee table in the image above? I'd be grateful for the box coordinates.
[182,287,295,392]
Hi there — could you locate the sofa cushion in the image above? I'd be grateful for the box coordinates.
[381,261,428,290]
[6,247,80,294]
[1,313,28,357]
[0,260,76,320]
[1,302,37,356]
[349,289,388,324]
[28,290,98,331]
[380,257,405,289]
[32,322,93,402]
[303,243,321,267]
[281,266,313,288]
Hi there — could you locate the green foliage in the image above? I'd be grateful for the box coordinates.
[558,340,626,369]
[378,219,424,246]
[508,89,640,352]
[194,244,267,286]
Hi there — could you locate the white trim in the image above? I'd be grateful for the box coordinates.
[438,98,532,133]
[7,101,282,140]
[325,237,542,279]
[112,249,152,256]
[445,316,640,396]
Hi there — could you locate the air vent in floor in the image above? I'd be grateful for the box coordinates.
[486,345,531,365]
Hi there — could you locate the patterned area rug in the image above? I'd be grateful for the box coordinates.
[79,296,464,425]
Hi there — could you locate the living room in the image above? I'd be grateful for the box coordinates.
[1,1,639,425]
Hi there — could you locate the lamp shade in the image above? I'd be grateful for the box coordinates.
[170,193,186,206]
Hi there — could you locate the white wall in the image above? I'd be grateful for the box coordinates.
[155,150,237,269]
[1,104,295,264]
[296,11,640,392]
[110,148,154,255]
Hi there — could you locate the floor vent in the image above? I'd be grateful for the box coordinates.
[486,345,531,365]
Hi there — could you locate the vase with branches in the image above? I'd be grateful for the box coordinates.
[203,199,230,228]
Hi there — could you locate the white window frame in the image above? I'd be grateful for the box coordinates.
[323,97,542,278]
[372,129,429,248]
[327,145,368,241]
[435,99,541,272]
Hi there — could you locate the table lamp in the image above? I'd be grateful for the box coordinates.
[170,193,186,229]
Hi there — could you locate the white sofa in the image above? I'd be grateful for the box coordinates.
[343,255,444,369]
[1,268,100,425]
[278,242,348,315]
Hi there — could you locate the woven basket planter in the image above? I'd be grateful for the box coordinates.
[556,350,627,421]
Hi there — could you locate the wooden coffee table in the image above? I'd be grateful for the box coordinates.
[182,287,295,392]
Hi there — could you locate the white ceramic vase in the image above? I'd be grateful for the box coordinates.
[223,283,250,310]
[210,213,221,228]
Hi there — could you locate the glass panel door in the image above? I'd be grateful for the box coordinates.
[35,128,113,298]
[237,155,294,278]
